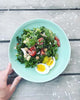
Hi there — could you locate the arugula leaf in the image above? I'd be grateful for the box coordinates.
[16,26,60,68]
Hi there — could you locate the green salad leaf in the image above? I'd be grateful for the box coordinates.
[16,26,60,68]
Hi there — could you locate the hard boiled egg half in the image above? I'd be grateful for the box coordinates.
[35,63,49,74]
[46,57,55,69]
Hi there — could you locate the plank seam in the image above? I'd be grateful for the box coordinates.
[0,39,80,43]
[69,39,80,41]
[0,40,10,43]
[0,8,80,11]
[61,73,80,76]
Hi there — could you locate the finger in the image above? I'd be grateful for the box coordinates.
[6,63,13,75]
[10,76,21,92]
[8,84,11,89]
[4,63,13,83]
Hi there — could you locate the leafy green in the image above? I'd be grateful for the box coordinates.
[55,53,58,60]
[16,26,60,68]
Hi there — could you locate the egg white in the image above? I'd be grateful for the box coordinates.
[35,63,50,74]
[48,57,55,69]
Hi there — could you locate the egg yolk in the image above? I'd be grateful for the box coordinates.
[37,64,45,72]
[47,58,54,66]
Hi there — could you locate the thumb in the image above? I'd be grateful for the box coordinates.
[6,63,13,75]
[10,76,21,93]
[4,63,13,81]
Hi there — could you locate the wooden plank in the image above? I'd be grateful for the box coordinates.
[0,41,80,73]
[0,43,9,70]
[10,75,80,100]
[0,0,80,9]
[0,10,80,40]
[63,41,80,73]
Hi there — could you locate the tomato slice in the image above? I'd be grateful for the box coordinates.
[39,42,44,45]
[55,36,60,47]
[38,37,44,43]
[55,36,59,42]
[40,49,45,55]
[57,41,60,47]
[28,50,36,56]
[30,46,36,51]
[38,37,44,45]
[17,43,19,45]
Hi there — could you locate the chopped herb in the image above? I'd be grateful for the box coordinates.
[16,26,60,68]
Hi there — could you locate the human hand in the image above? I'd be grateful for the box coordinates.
[0,63,21,100]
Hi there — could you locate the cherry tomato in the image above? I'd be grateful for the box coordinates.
[17,43,19,45]
[40,49,45,55]
[38,37,44,43]
[28,50,36,57]
[38,37,44,45]
[39,42,44,45]
[55,36,60,47]
[57,41,60,47]
[30,46,36,51]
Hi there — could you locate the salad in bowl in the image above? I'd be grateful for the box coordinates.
[9,19,71,82]
[16,26,60,74]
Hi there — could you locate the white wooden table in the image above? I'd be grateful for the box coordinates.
[0,0,80,100]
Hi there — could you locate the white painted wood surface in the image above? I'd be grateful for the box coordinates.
[0,0,80,9]
[0,11,80,40]
[10,76,80,100]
